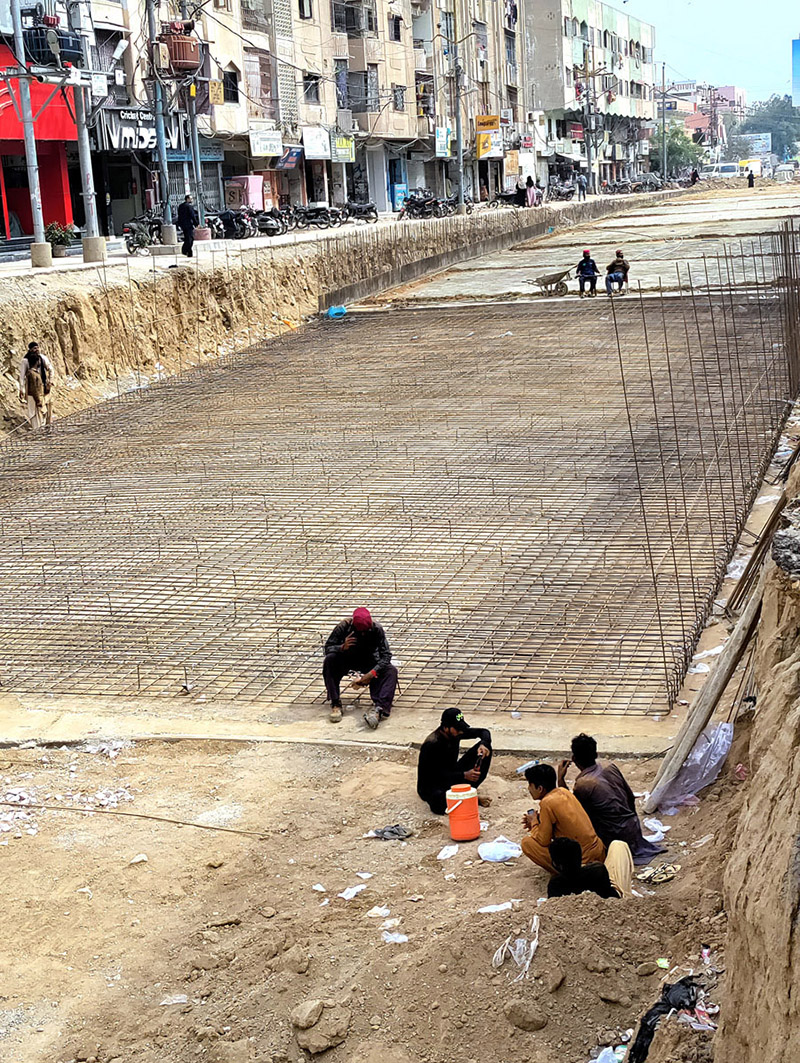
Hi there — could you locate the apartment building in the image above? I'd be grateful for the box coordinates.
[522,0,656,184]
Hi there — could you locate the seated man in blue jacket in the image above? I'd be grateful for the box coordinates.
[323,607,397,728]
[417,707,492,814]
[575,249,600,297]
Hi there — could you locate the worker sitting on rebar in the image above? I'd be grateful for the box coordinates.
[605,249,630,296]
[520,763,605,874]
[323,607,398,728]
[416,707,492,814]
[559,733,665,866]
[575,249,600,297]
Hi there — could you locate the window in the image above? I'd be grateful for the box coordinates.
[244,51,274,118]
[564,16,571,37]
[331,0,347,32]
[222,69,239,103]
[441,11,454,44]
[579,20,588,40]
[392,83,405,110]
[565,66,572,87]
[334,57,348,108]
[347,66,378,110]
[299,0,313,18]
[504,30,515,64]
[603,30,609,48]
[366,63,379,110]
[389,14,401,41]
[303,72,321,103]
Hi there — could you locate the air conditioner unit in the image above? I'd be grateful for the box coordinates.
[337,108,354,132]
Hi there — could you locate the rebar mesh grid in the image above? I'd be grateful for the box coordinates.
[0,241,796,716]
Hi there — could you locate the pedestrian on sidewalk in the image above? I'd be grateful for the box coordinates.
[575,249,600,297]
[177,194,199,258]
[605,249,629,296]
[18,340,54,430]
[525,175,537,207]
[577,172,588,201]
[417,707,492,814]
[560,733,665,866]
[520,763,605,874]
[323,607,398,727]
[747,169,755,189]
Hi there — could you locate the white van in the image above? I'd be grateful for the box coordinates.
[699,163,740,180]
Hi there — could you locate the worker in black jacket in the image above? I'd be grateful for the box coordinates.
[323,607,397,728]
[177,194,199,258]
[417,707,492,814]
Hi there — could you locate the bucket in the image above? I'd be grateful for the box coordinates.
[445,783,481,841]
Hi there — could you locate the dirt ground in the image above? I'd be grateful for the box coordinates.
[0,732,748,1063]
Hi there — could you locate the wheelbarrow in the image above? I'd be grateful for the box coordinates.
[532,268,571,297]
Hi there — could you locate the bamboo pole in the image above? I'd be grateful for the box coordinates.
[643,565,767,813]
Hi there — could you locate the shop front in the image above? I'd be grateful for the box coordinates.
[92,105,186,236]
[0,43,77,239]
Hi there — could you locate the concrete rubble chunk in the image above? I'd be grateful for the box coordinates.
[291,1000,351,1053]
[503,998,548,1031]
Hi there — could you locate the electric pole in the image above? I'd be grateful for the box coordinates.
[10,0,51,266]
[661,62,667,177]
[71,2,105,262]
[145,0,174,229]
[452,2,464,210]
[179,0,205,226]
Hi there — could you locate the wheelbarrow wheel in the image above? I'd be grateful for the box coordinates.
[555,281,569,296]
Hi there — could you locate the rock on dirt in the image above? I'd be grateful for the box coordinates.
[291,1000,351,1054]
[503,998,548,1031]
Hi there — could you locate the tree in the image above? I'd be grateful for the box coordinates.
[650,122,703,175]
[738,95,800,160]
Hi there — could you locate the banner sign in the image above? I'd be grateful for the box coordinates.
[475,114,500,132]
[330,133,355,162]
[302,125,332,159]
[477,130,503,159]
[250,128,283,157]
[435,126,451,157]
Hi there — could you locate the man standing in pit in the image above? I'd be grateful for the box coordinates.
[417,707,492,814]
[177,194,199,258]
[323,607,398,728]
[18,340,54,429]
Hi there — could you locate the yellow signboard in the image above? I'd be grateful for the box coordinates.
[475,114,500,132]
[477,131,504,159]
[209,80,224,106]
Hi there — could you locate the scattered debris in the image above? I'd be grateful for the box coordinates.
[437,844,458,860]
[492,915,540,981]
[337,884,367,900]
[364,824,413,841]
[129,853,148,865]
[478,836,522,862]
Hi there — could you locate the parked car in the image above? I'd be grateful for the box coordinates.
[699,163,739,180]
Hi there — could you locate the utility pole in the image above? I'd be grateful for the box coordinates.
[10,0,51,266]
[71,2,105,262]
[144,0,175,235]
[661,62,667,177]
[179,0,205,227]
[452,1,465,211]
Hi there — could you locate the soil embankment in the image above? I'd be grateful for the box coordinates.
[714,466,800,1062]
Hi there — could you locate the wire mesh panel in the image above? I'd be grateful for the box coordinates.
[0,237,796,716]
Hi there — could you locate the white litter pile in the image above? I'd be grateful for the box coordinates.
[0,771,135,845]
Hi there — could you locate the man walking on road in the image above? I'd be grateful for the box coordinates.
[323,607,398,727]
[577,172,588,201]
[177,194,199,258]
[417,708,492,814]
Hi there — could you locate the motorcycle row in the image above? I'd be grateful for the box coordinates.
[123,200,379,255]
[396,189,476,219]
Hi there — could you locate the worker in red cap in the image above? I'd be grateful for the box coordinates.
[575,249,599,298]
[323,607,398,727]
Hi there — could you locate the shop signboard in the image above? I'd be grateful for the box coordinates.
[500,109,513,127]
[167,141,224,162]
[209,80,224,106]
[330,133,355,163]
[504,149,519,175]
[476,130,503,159]
[250,127,283,158]
[519,135,533,149]
[96,108,184,152]
[302,125,332,159]
[274,146,303,170]
[475,114,500,132]
[741,132,772,156]
[435,126,451,157]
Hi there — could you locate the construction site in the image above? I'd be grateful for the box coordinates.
[1,184,799,1063]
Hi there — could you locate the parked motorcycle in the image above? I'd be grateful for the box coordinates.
[341,200,379,223]
[547,182,576,201]
[294,205,331,229]
[123,219,153,255]
[256,207,287,237]
[397,189,439,220]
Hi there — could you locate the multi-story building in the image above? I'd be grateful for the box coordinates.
[522,0,656,185]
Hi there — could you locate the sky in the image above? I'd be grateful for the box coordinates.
[619,0,798,105]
